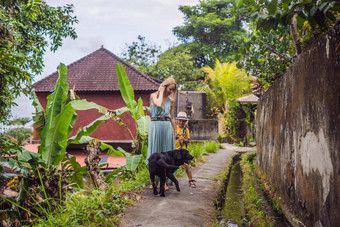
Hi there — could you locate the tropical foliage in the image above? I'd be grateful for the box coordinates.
[32,64,120,169]
[114,62,151,170]
[200,60,252,141]
[173,0,247,68]
[236,25,295,86]
[236,0,340,53]
[0,0,78,123]
[234,0,340,85]
[0,63,149,225]
[32,141,221,226]
[149,46,204,90]
[200,60,251,114]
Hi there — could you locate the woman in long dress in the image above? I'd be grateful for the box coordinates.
[146,78,177,190]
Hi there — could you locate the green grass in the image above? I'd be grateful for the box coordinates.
[187,141,220,164]
[34,187,131,226]
[241,152,274,226]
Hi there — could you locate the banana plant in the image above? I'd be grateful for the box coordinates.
[115,63,151,169]
[116,63,151,137]
[32,63,125,181]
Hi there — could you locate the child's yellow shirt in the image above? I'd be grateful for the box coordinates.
[175,126,190,149]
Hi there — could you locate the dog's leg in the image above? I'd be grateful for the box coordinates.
[159,171,166,197]
[150,173,158,195]
[167,173,180,192]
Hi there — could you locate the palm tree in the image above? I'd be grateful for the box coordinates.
[200,60,251,114]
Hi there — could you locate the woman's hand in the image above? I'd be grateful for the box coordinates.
[159,85,166,94]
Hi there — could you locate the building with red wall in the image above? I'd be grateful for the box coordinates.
[32,47,161,152]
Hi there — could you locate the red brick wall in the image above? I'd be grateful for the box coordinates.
[34,92,151,141]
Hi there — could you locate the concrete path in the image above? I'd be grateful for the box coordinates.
[119,144,255,227]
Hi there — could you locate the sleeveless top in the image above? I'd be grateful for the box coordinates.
[146,98,175,167]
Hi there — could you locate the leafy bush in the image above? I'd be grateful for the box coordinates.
[116,166,151,192]
[187,141,220,164]
[34,187,131,226]
[187,142,205,163]
[204,141,219,154]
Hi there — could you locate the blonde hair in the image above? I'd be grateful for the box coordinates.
[158,78,178,99]
[161,78,178,89]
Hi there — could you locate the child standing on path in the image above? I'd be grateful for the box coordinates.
[175,112,196,188]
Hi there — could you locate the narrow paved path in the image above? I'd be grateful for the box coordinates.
[120,144,255,227]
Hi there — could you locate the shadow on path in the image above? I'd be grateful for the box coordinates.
[119,144,255,227]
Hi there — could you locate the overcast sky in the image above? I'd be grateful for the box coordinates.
[11,0,198,120]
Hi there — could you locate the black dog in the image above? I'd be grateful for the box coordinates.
[148,149,194,197]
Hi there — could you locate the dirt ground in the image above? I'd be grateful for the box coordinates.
[119,144,255,227]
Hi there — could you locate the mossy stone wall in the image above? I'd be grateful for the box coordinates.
[256,22,340,226]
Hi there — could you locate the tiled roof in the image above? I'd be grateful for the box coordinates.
[33,47,161,92]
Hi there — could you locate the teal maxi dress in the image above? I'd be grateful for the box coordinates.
[146,98,175,168]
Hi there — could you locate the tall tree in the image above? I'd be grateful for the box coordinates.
[234,0,339,85]
[236,0,340,55]
[148,46,204,90]
[173,0,247,68]
[120,35,161,75]
[0,0,78,123]
[236,25,295,86]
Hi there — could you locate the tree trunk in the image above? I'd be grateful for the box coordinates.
[84,140,107,190]
[290,15,301,55]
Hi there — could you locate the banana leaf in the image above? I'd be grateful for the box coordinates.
[17,149,44,170]
[40,99,110,168]
[125,154,142,171]
[99,142,124,157]
[68,135,93,144]
[115,146,131,157]
[62,155,87,188]
[116,63,137,120]
[114,106,129,116]
[137,116,151,136]
[140,139,148,160]
[99,162,124,168]
[68,114,112,145]
[32,92,45,140]
[137,98,145,119]
[40,63,69,157]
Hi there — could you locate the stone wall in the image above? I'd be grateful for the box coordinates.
[177,91,217,141]
[256,22,340,226]
[177,91,206,120]
[188,120,218,141]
